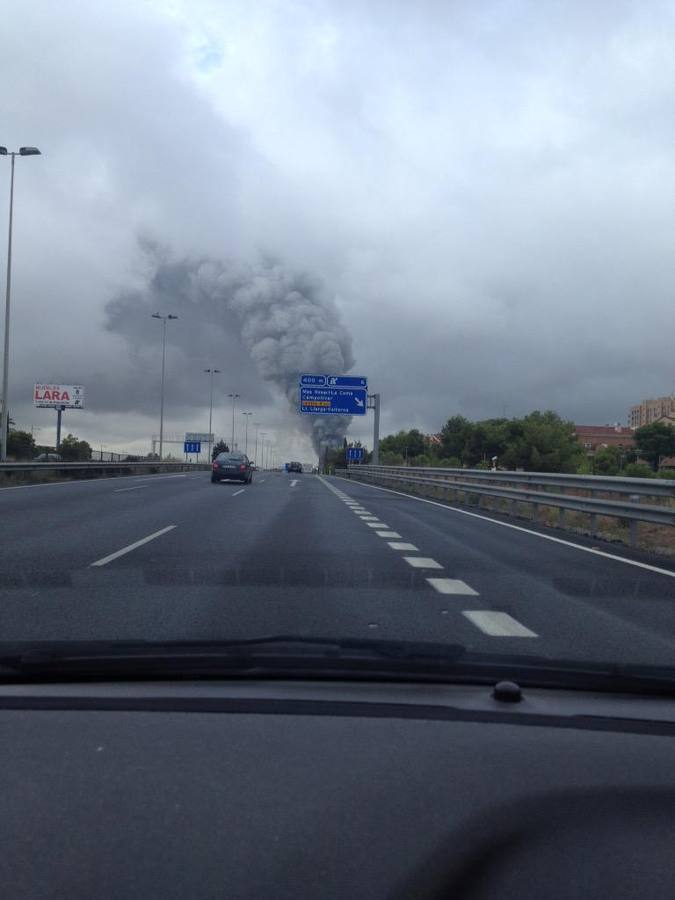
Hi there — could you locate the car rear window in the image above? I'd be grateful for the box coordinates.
[217,454,246,462]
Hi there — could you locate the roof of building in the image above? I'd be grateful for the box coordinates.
[575,425,633,435]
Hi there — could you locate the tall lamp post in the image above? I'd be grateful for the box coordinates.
[0,146,41,462]
[260,432,267,469]
[204,368,221,460]
[151,312,178,460]
[242,411,252,455]
[254,422,260,466]
[227,392,240,450]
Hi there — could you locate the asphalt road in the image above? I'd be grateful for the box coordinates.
[1,469,675,665]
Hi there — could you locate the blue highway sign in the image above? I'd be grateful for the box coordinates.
[347,447,365,461]
[299,387,367,416]
[325,375,368,388]
[299,373,368,389]
[184,441,201,454]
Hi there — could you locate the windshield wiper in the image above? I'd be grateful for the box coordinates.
[0,636,673,695]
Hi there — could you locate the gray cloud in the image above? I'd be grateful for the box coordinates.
[2,0,675,454]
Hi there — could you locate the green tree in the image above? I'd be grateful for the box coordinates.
[211,440,230,460]
[59,433,92,461]
[633,422,675,471]
[624,462,655,479]
[439,415,474,462]
[592,445,621,476]
[379,429,427,462]
[7,430,35,460]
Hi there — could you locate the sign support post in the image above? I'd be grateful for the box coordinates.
[55,404,65,451]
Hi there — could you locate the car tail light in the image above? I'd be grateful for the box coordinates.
[240,464,246,471]
[212,462,219,470]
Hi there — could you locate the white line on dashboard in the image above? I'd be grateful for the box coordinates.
[90,526,176,567]
[427,578,479,596]
[462,610,537,637]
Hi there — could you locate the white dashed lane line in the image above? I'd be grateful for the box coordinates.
[232,489,245,496]
[90,526,176,568]
[290,480,298,487]
[113,485,149,493]
[462,611,537,637]
[319,475,539,640]
[403,556,443,570]
[426,578,479,596]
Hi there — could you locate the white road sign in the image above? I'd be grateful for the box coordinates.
[34,384,85,409]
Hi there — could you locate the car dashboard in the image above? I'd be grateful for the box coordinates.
[0,677,673,899]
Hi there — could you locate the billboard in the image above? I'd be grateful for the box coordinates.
[34,384,85,409]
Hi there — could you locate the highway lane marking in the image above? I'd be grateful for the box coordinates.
[463,611,537,637]
[359,515,378,520]
[388,542,419,551]
[0,473,192,492]
[290,480,298,487]
[376,531,402,538]
[232,489,245,496]
[332,477,675,580]
[427,578,479,596]
[113,485,149,493]
[259,479,265,483]
[403,556,443,569]
[90,526,176,567]
[366,522,388,528]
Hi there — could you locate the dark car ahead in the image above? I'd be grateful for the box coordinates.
[288,461,302,473]
[212,453,253,484]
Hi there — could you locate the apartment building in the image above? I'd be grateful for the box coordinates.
[629,395,675,428]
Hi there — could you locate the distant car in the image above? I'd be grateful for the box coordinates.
[211,452,253,484]
[34,452,62,462]
[288,461,302,473]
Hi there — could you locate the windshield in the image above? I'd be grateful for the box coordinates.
[1,1,674,684]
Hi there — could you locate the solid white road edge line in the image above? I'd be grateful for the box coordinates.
[90,526,177,567]
[113,486,149,493]
[330,477,675,579]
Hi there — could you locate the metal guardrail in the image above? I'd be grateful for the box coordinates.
[336,465,675,547]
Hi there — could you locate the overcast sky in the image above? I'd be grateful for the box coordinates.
[2,0,675,459]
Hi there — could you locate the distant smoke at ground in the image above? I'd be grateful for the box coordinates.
[106,245,355,453]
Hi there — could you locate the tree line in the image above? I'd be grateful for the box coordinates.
[374,412,675,477]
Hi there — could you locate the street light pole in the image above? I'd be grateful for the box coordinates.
[152,312,178,460]
[228,392,240,450]
[254,422,260,466]
[204,368,221,460]
[259,433,267,469]
[242,412,252,455]
[0,146,41,462]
